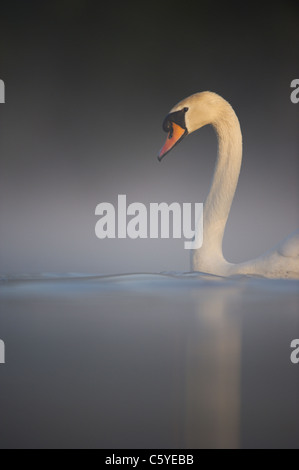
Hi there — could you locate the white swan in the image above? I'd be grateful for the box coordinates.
[158,91,299,279]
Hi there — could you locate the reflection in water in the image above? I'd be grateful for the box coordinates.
[0,273,298,448]
[184,289,241,448]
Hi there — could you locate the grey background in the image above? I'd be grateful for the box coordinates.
[0,2,299,451]
[0,0,298,274]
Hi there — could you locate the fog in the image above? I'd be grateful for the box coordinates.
[0,1,298,274]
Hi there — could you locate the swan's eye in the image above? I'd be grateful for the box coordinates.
[162,109,188,135]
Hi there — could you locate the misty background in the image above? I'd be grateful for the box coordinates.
[0,2,299,450]
[0,0,298,274]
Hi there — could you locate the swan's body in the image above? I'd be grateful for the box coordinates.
[158,92,299,279]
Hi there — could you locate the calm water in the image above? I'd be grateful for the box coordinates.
[0,273,298,449]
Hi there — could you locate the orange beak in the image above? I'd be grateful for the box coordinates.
[158,122,187,161]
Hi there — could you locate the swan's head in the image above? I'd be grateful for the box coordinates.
[158,91,223,161]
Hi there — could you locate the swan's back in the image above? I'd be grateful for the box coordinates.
[277,230,299,258]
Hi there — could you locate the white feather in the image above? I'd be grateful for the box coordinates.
[169,92,299,279]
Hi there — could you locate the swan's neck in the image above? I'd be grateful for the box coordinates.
[193,103,242,272]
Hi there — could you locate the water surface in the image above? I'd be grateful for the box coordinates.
[0,273,298,448]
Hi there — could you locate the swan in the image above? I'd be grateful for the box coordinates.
[158,91,299,279]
